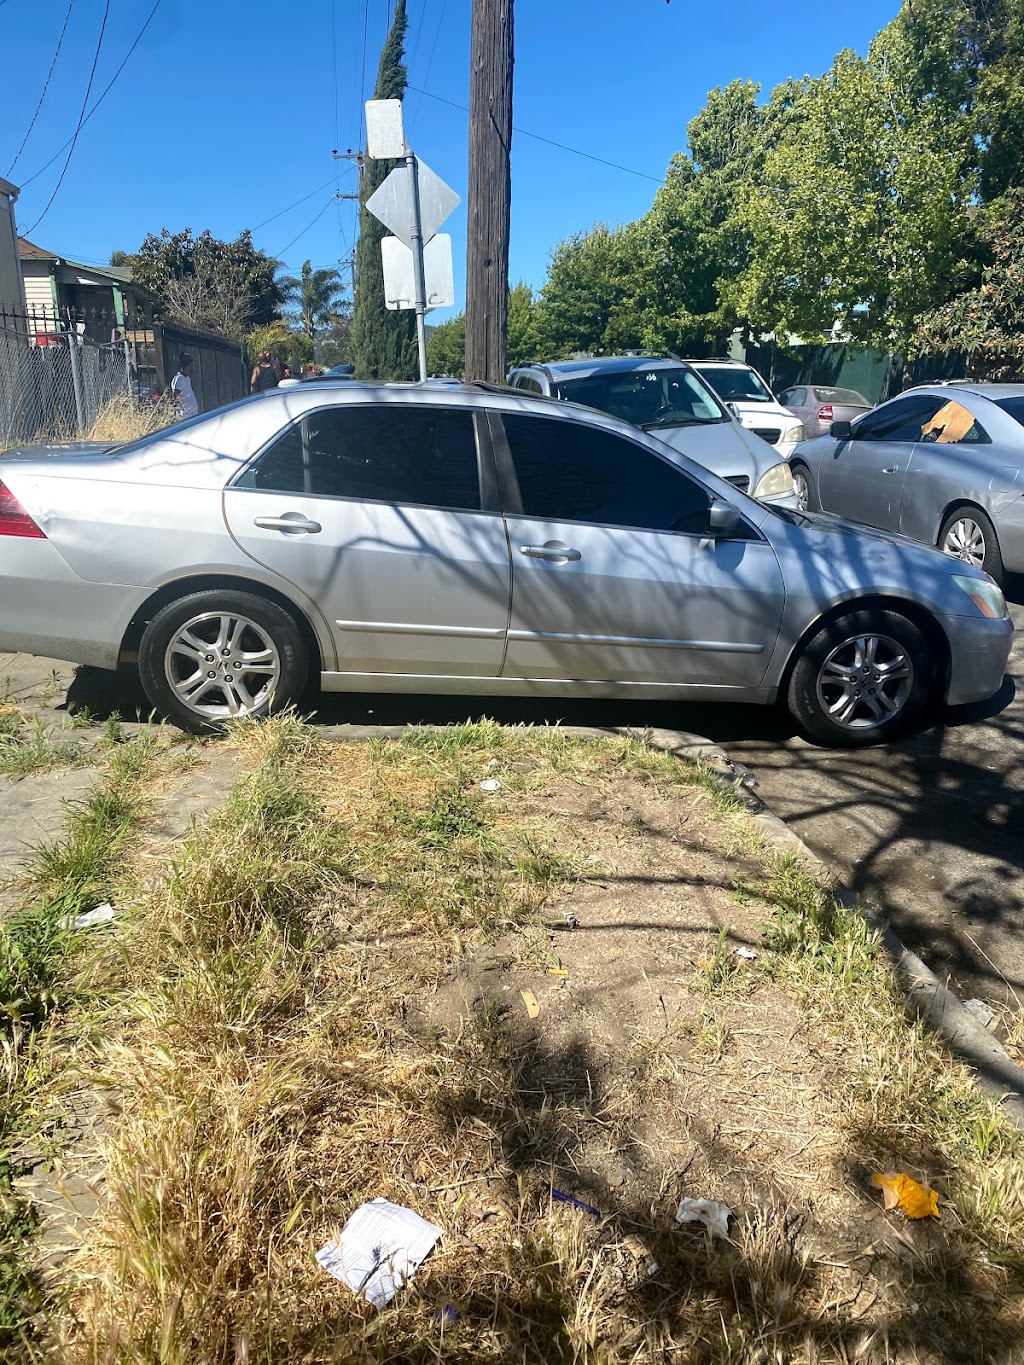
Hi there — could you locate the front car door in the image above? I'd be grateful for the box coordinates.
[490,410,785,692]
[224,401,511,677]
[899,396,995,546]
[817,394,945,530]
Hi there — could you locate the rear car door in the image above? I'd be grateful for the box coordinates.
[491,410,785,689]
[223,402,511,676]
[817,394,945,530]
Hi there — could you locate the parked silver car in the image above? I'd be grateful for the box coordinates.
[778,384,871,439]
[689,358,805,462]
[0,383,1012,746]
[789,382,1024,584]
[507,356,798,507]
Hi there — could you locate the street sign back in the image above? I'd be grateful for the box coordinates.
[381,234,455,310]
[365,99,406,159]
[365,159,461,250]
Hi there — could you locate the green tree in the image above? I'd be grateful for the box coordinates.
[123,228,282,339]
[918,190,1024,376]
[279,260,348,344]
[349,0,418,381]
[426,313,466,376]
[507,281,541,367]
[534,224,643,357]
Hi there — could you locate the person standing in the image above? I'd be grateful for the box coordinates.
[250,349,280,393]
[170,354,199,418]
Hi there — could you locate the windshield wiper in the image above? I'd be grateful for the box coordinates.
[639,416,708,430]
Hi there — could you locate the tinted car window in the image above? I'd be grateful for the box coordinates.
[554,366,725,429]
[994,396,1024,428]
[501,412,712,535]
[514,374,544,393]
[785,387,807,406]
[919,398,990,446]
[237,406,480,510]
[855,395,945,442]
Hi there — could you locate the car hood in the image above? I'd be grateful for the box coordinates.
[727,399,798,427]
[645,419,778,486]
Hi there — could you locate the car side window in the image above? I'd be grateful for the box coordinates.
[919,398,991,446]
[237,405,481,510]
[500,412,716,535]
[515,374,543,393]
[789,387,807,406]
[854,395,945,442]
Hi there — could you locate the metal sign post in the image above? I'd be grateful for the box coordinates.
[364,99,460,383]
[406,152,428,383]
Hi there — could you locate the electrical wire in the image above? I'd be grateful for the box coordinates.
[409,0,447,131]
[8,0,74,176]
[23,0,110,234]
[253,177,344,232]
[406,0,429,74]
[19,1,162,190]
[408,85,663,183]
[275,197,336,260]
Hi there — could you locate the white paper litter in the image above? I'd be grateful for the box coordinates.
[316,1198,442,1308]
[733,946,758,961]
[675,1197,733,1239]
[479,778,501,793]
[62,902,115,930]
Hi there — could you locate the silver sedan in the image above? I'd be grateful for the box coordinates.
[0,382,1012,746]
[789,382,1024,585]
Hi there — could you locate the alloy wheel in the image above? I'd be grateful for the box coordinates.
[815,632,914,730]
[792,469,810,511]
[164,611,281,720]
[942,517,986,566]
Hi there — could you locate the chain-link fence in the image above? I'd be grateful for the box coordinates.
[0,307,133,448]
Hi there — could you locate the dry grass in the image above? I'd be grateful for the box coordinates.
[86,395,178,445]
[8,718,1021,1364]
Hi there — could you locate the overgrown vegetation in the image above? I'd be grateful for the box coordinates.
[3,717,1010,1363]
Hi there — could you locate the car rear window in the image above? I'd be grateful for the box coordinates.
[812,387,868,405]
[994,396,1024,428]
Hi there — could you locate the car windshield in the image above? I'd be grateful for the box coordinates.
[994,396,1024,429]
[697,365,774,404]
[555,367,726,428]
[812,387,868,405]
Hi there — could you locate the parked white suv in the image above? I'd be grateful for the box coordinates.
[689,359,805,461]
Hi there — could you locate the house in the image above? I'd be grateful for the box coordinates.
[18,237,156,342]
[0,178,27,316]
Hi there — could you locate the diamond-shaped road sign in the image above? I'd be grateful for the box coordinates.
[365,160,460,251]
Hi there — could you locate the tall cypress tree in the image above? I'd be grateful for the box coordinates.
[350,0,418,381]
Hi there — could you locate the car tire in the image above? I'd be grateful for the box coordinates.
[138,589,308,734]
[787,608,934,748]
[938,507,1004,586]
[790,461,816,512]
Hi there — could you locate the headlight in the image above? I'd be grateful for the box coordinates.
[782,422,805,444]
[752,462,795,498]
[952,574,1007,619]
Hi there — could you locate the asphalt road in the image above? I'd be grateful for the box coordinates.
[14,579,1022,1015]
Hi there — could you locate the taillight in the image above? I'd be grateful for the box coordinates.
[0,480,45,538]
[817,404,834,421]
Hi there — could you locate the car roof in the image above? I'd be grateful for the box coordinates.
[922,380,1024,399]
[519,356,686,382]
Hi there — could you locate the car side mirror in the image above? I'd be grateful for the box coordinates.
[830,420,852,439]
[708,497,741,535]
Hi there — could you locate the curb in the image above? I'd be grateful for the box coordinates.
[320,719,1024,1129]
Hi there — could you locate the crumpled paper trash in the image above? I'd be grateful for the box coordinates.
[316,1198,442,1307]
[675,1197,733,1239]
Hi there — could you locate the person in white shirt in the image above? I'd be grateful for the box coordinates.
[170,355,199,419]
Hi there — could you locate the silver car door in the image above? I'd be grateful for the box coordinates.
[817,394,945,529]
[491,411,785,687]
[224,403,511,676]
[899,398,995,544]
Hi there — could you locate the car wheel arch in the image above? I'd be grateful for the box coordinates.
[118,574,327,674]
[778,594,951,701]
[935,497,991,546]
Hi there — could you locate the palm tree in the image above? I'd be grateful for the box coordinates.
[279,260,348,344]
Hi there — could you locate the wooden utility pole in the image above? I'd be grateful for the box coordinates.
[465,0,514,384]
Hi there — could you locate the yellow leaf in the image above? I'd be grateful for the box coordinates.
[871,1171,940,1219]
[520,988,540,1019]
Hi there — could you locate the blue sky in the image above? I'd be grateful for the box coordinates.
[1,0,900,321]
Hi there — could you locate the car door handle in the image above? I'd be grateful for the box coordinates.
[880,466,899,475]
[519,542,582,562]
[254,514,322,535]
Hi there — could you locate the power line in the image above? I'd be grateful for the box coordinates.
[8,0,74,176]
[19,0,162,190]
[253,177,343,232]
[409,85,663,183]
[275,197,336,260]
[410,0,447,131]
[23,0,110,234]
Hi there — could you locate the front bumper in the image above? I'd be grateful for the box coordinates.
[943,611,1014,705]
